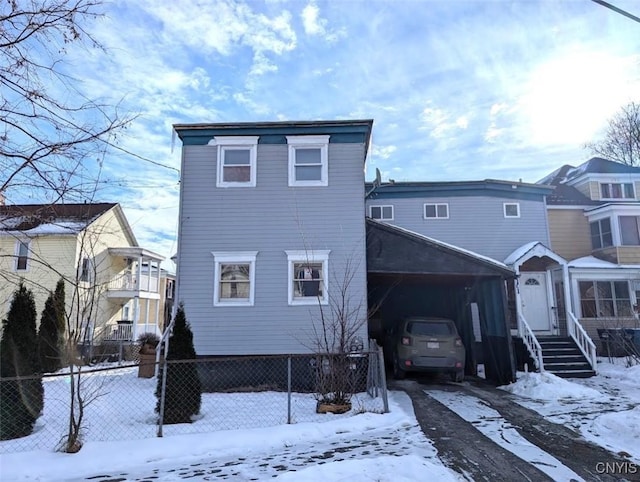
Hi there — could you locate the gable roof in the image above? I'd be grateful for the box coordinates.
[540,157,640,187]
[0,203,133,241]
[366,218,514,277]
[546,184,600,206]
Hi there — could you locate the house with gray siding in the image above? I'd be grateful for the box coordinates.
[366,179,598,378]
[173,120,372,357]
[365,180,552,261]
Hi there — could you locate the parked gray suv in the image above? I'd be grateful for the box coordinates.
[389,317,465,381]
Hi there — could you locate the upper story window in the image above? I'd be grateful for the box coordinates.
[286,135,329,187]
[424,203,449,219]
[600,183,634,200]
[211,136,258,188]
[79,257,93,282]
[15,240,29,271]
[590,218,613,249]
[212,251,257,307]
[503,203,520,218]
[620,216,640,246]
[286,250,330,305]
[370,205,394,221]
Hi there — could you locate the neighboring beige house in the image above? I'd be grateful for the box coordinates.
[539,157,640,350]
[0,203,165,348]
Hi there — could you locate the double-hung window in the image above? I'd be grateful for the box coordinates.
[286,135,329,187]
[212,252,257,306]
[286,250,330,305]
[370,205,394,221]
[503,203,520,218]
[211,136,258,187]
[79,257,93,282]
[620,216,640,246]
[424,203,448,219]
[600,183,634,200]
[590,218,613,249]
[15,240,29,271]
[579,280,632,318]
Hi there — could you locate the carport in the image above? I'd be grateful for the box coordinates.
[366,219,517,385]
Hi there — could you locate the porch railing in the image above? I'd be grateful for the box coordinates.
[567,311,597,372]
[107,273,159,293]
[518,314,545,372]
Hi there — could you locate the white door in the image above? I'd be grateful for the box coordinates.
[520,272,552,332]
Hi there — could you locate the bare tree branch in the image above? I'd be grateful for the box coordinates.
[0,0,135,202]
[587,101,640,166]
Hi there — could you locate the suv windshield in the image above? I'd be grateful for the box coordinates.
[407,321,454,336]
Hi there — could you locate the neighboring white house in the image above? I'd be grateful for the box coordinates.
[0,203,165,346]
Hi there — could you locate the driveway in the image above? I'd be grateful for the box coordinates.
[394,376,639,481]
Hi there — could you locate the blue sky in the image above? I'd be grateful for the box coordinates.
[35,0,640,262]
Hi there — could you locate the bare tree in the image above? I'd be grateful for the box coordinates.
[587,101,640,166]
[0,0,133,203]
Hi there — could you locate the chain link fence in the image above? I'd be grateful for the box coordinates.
[0,346,388,454]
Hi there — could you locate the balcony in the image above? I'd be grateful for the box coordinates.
[106,273,160,299]
[106,247,164,300]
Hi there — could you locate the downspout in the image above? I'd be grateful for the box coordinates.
[513,264,522,336]
[562,263,572,330]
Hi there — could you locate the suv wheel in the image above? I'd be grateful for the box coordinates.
[450,370,464,383]
[393,354,406,380]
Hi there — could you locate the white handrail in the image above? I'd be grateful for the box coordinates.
[567,311,597,372]
[518,314,545,372]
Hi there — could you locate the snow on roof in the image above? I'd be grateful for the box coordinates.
[568,256,640,269]
[371,219,511,271]
[504,241,540,265]
[0,219,86,236]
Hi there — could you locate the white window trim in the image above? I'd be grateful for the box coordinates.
[285,250,330,306]
[78,256,94,283]
[369,205,394,221]
[424,203,449,219]
[210,136,259,188]
[599,182,635,200]
[503,202,520,218]
[211,251,258,307]
[14,239,30,272]
[286,135,329,187]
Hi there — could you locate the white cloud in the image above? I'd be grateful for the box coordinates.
[421,105,470,139]
[371,144,397,160]
[518,51,640,146]
[301,2,345,42]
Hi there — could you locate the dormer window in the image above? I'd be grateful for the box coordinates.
[600,183,634,200]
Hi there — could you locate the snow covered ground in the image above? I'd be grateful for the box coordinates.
[500,358,640,463]
[0,358,638,481]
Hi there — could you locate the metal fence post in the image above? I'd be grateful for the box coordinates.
[377,344,389,413]
[287,356,292,424]
[156,338,170,437]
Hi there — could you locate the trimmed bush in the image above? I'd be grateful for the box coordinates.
[155,303,201,424]
[0,283,44,440]
[37,279,66,373]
